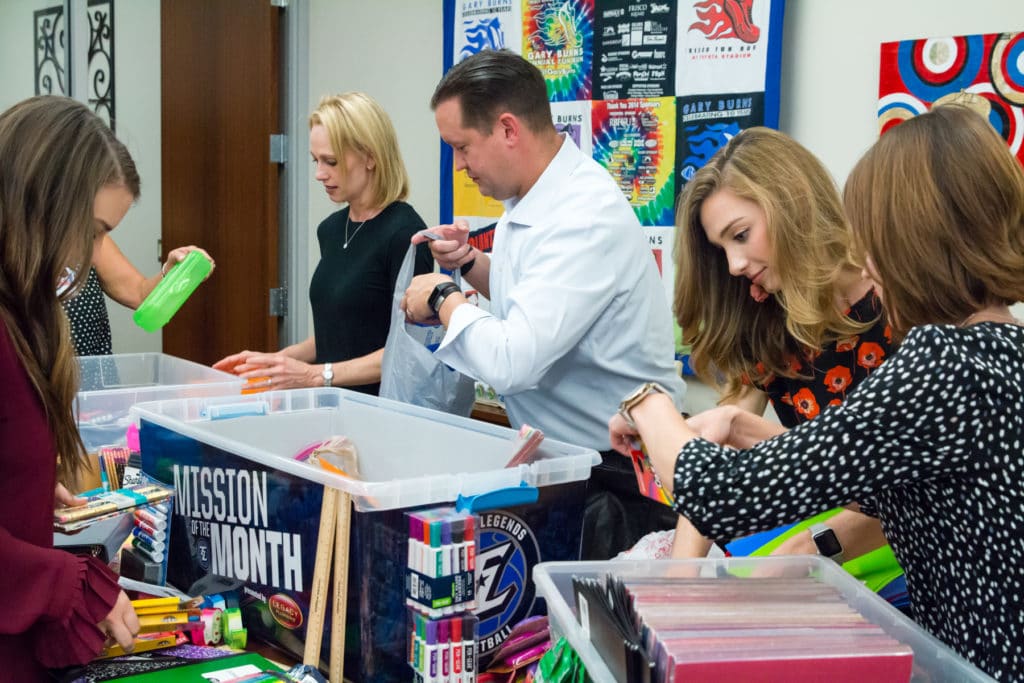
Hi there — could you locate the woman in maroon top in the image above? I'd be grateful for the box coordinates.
[0,96,139,679]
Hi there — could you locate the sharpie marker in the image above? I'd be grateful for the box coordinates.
[132,527,165,548]
[134,508,166,530]
[135,519,166,540]
[451,617,463,683]
[132,534,165,555]
[439,618,450,683]
[132,543,164,564]
[426,620,438,683]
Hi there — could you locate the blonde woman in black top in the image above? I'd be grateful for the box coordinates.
[215,92,432,394]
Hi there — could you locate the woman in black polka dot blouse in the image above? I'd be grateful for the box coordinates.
[610,105,1024,679]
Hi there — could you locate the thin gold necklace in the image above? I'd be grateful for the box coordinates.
[344,212,368,249]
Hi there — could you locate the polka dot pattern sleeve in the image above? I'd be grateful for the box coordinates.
[61,267,113,355]
[672,323,1024,679]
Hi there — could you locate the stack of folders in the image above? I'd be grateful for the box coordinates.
[573,574,915,683]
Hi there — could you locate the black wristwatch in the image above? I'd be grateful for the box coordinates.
[809,523,844,563]
[427,281,461,315]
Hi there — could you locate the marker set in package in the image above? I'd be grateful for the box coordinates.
[407,507,479,682]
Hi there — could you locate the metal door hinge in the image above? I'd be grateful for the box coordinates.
[269,134,287,164]
[269,287,288,317]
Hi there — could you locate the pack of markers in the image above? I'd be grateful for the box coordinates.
[121,502,173,585]
[406,507,477,617]
[409,612,478,683]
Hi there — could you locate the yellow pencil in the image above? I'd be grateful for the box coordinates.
[132,596,201,612]
[99,632,178,659]
[131,596,180,610]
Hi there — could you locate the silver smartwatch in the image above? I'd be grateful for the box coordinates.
[617,382,670,430]
[322,362,334,387]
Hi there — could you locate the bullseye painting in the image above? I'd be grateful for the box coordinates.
[879,32,1024,166]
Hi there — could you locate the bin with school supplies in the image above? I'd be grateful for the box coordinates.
[76,352,243,452]
[131,388,599,681]
[533,558,993,683]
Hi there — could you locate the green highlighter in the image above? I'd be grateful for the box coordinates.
[133,250,213,332]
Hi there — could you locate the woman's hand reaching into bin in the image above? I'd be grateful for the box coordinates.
[214,350,321,391]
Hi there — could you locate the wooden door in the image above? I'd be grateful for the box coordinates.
[160,0,281,365]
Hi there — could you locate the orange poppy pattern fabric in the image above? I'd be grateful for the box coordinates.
[757,291,892,428]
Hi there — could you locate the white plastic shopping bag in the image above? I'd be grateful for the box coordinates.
[379,244,476,416]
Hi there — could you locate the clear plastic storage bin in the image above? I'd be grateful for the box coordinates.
[76,352,242,451]
[131,388,600,680]
[130,388,596,510]
[533,557,994,683]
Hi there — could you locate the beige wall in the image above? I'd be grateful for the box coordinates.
[301,0,444,336]
[107,0,162,353]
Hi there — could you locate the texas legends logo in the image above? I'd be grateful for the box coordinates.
[474,510,541,657]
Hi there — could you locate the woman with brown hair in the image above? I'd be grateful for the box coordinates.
[609,105,1024,678]
[0,96,139,678]
[665,127,893,565]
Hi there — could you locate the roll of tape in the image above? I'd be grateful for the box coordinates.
[193,607,221,646]
[202,594,227,612]
[221,607,247,649]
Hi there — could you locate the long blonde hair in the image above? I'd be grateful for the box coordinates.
[0,96,132,485]
[845,105,1024,339]
[675,127,871,400]
[309,92,410,209]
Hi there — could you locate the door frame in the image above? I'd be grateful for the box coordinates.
[280,1,310,348]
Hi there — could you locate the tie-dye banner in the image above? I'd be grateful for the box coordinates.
[879,32,1024,165]
[593,97,677,226]
[443,0,784,228]
[441,0,785,326]
[523,0,595,101]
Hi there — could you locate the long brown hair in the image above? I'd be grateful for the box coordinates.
[675,127,871,400]
[844,105,1024,339]
[0,96,133,484]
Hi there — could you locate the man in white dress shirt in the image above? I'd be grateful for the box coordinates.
[402,49,686,559]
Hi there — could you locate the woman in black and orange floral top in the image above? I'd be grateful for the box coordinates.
[755,292,891,427]
[668,127,896,565]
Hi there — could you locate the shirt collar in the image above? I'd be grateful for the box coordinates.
[504,134,581,228]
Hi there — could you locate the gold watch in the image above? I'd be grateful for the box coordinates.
[617,382,669,430]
